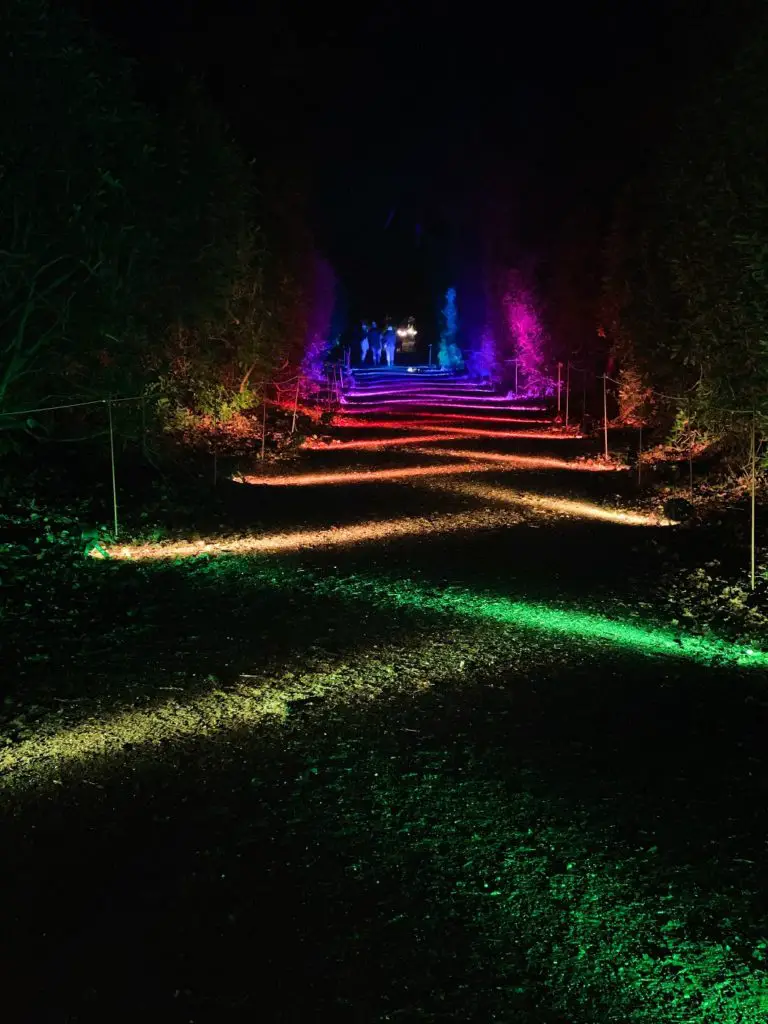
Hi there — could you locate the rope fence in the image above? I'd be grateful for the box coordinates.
[0,365,339,534]
[2,361,763,586]
[549,363,764,589]
[0,395,146,538]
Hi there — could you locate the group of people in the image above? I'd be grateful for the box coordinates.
[359,321,397,367]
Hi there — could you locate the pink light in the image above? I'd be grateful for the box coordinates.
[409,447,620,472]
[341,390,540,403]
[236,461,506,487]
[344,391,498,401]
[322,421,578,442]
[350,379,491,390]
[503,272,545,376]
[389,411,552,425]
[335,414,551,427]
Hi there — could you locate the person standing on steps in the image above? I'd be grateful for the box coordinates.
[359,321,370,365]
[383,323,397,367]
[369,321,382,366]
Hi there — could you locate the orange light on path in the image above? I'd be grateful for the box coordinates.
[237,461,505,487]
[409,447,620,472]
[100,505,525,561]
[435,481,665,525]
[303,432,470,451]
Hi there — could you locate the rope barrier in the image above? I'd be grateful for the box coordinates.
[1,397,125,417]
[0,394,151,418]
[561,365,762,417]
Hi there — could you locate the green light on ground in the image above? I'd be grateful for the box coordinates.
[347,761,768,1024]
[6,561,764,791]
[108,552,768,670]
[4,553,765,1023]
[193,562,766,670]
[364,581,768,668]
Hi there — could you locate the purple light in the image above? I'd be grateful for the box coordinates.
[301,254,338,380]
[335,412,552,425]
[467,327,497,380]
[343,388,499,400]
[337,400,547,413]
[350,380,492,391]
[340,394,545,408]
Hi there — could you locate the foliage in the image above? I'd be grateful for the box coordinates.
[0,0,159,415]
[502,269,546,382]
[617,365,656,426]
[153,366,256,433]
[601,15,768,446]
[301,253,339,379]
[148,81,255,332]
[0,1,317,465]
[658,561,768,642]
[466,327,498,380]
[667,408,720,454]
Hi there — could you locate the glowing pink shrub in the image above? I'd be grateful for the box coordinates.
[502,270,546,384]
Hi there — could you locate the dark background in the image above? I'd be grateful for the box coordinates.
[74,0,750,334]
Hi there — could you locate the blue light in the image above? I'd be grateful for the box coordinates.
[438,287,464,370]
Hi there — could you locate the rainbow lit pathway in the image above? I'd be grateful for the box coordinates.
[4,364,768,1024]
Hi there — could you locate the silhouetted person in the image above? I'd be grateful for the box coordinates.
[359,321,370,364]
[369,321,382,365]
[383,325,396,367]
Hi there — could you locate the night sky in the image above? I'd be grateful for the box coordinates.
[76,0,748,329]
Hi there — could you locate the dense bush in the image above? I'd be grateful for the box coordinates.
[0,0,313,457]
[600,15,768,454]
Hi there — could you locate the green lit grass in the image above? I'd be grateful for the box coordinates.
[3,552,768,1021]
[5,554,764,792]
[304,739,768,1023]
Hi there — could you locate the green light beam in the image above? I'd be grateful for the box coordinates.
[193,562,768,671]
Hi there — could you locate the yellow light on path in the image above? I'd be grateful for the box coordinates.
[0,629,492,793]
[237,460,507,487]
[436,480,666,526]
[410,447,618,473]
[98,504,525,561]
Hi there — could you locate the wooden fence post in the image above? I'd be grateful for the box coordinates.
[751,411,757,591]
[107,399,118,538]
[261,388,267,462]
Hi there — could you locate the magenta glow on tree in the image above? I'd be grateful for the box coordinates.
[502,270,546,385]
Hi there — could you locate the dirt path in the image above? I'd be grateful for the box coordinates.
[2,369,767,1022]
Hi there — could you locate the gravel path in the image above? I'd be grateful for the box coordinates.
[2,369,767,1022]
